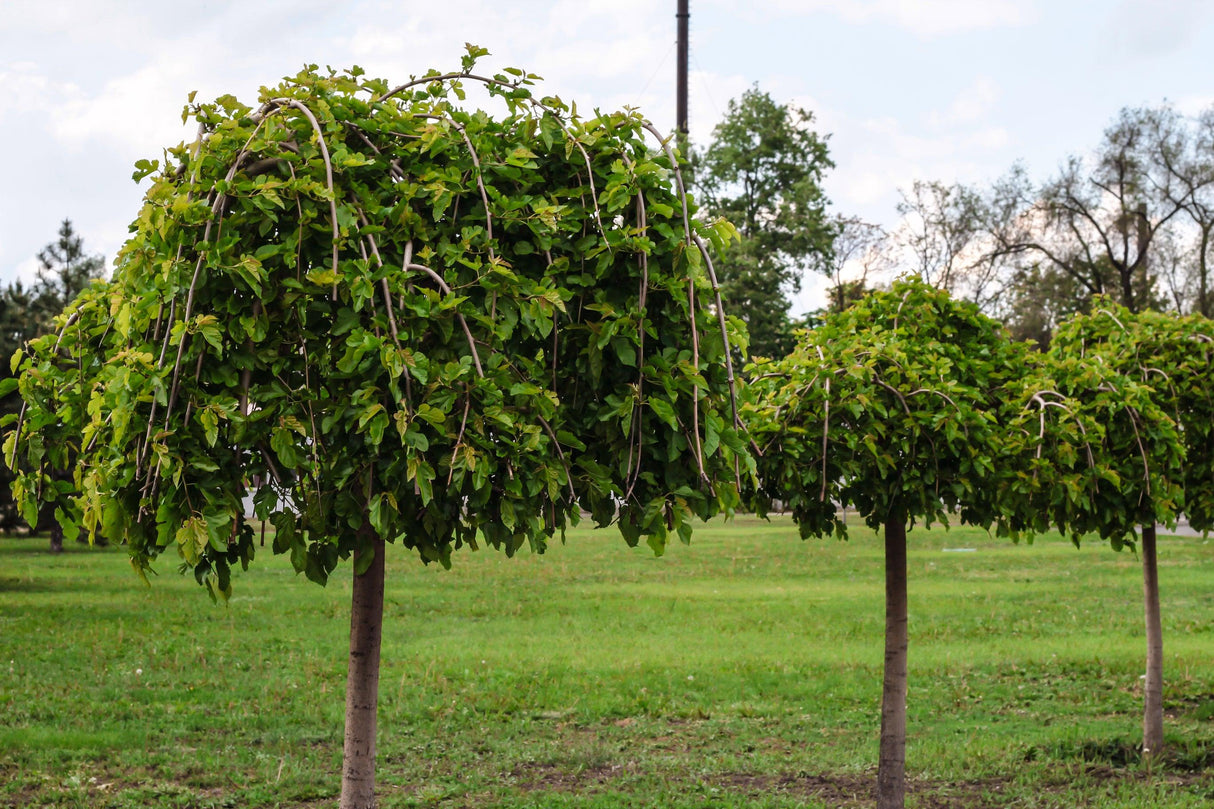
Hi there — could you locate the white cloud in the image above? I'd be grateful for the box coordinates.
[49,61,199,157]
[1107,0,1213,59]
[1175,94,1214,116]
[822,108,1013,226]
[11,256,41,285]
[737,0,1033,36]
[0,63,79,119]
[927,77,1000,127]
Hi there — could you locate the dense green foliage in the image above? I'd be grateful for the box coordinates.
[4,55,747,597]
[0,220,105,536]
[997,360,1175,550]
[997,303,1192,547]
[1048,303,1214,534]
[696,87,835,360]
[744,278,1022,535]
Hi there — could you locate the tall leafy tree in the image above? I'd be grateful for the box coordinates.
[745,278,1025,809]
[5,56,747,809]
[696,86,835,359]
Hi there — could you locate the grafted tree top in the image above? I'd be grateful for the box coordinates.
[7,54,749,597]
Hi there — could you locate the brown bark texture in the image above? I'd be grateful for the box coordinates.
[878,516,909,809]
[340,532,386,809]
[1141,524,1164,756]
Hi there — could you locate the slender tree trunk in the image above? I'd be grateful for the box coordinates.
[1141,523,1164,757]
[341,531,386,809]
[48,522,63,554]
[878,516,909,809]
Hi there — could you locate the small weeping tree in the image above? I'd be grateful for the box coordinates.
[1038,302,1211,757]
[744,278,1025,809]
[5,51,750,809]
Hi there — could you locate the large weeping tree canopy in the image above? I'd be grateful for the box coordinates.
[5,52,749,597]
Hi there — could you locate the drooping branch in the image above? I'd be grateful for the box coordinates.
[536,415,578,502]
[624,193,649,500]
[447,390,472,488]
[891,289,913,332]
[639,122,710,482]
[1125,405,1153,497]
[377,72,526,104]
[277,99,341,298]
[870,373,912,415]
[414,114,495,255]
[906,388,970,437]
[692,232,742,430]
[404,262,484,377]
[1028,391,1078,460]
[1096,308,1129,332]
[354,210,404,350]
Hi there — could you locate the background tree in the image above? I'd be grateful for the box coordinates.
[695,86,835,359]
[890,105,1214,337]
[32,219,106,325]
[745,278,1025,809]
[823,215,885,313]
[5,57,748,809]
[894,179,1001,310]
[0,219,105,547]
[983,107,1214,329]
[989,109,1188,315]
[1000,261,1099,345]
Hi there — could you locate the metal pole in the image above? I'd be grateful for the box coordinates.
[676,0,689,140]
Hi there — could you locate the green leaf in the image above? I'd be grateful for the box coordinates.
[648,398,678,430]
[176,517,208,567]
[199,408,219,447]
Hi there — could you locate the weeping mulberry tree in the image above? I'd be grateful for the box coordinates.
[5,50,748,809]
[1040,303,1210,757]
[744,278,1024,809]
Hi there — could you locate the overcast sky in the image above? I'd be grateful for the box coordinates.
[4,0,1214,311]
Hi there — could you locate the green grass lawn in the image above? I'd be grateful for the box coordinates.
[2,515,1212,807]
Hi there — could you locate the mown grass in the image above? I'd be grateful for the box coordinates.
[1,515,1212,807]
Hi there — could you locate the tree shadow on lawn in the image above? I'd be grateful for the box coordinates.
[494,720,1214,809]
[504,763,1214,808]
[505,762,1016,808]
[0,575,57,593]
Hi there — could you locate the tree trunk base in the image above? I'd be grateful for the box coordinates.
[340,531,386,809]
[1141,524,1164,758]
[878,517,909,809]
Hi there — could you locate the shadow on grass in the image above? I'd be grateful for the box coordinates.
[1031,735,1214,772]
[504,763,1041,809]
[0,575,54,593]
[0,537,113,557]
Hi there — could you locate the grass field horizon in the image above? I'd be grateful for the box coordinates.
[2,514,1212,807]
